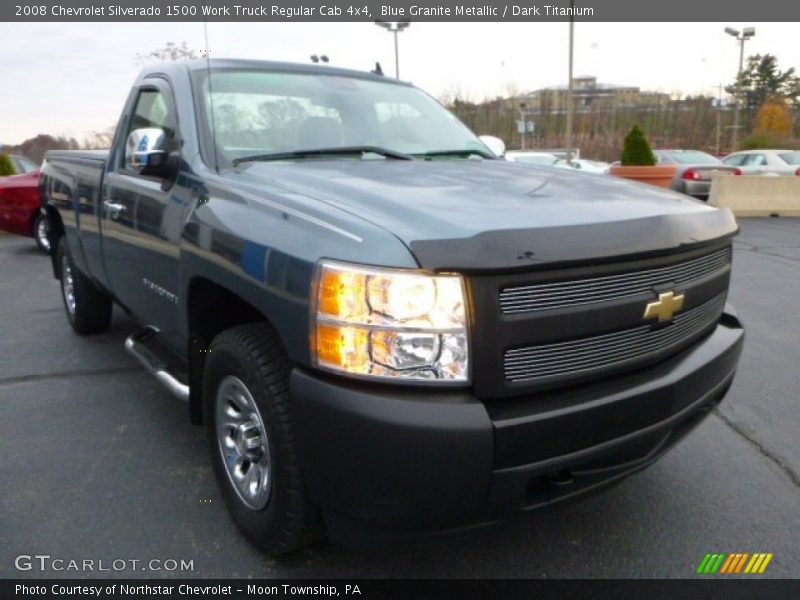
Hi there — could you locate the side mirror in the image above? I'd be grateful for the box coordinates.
[126,128,171,177]
[478,135,506,158]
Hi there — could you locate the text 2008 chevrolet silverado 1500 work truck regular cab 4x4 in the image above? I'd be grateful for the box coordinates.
[41,60,744,554]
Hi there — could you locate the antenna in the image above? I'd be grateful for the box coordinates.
[204,21,220,174]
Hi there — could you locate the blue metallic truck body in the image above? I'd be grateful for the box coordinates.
[40,59,744,540]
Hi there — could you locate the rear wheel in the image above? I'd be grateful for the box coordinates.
[32,214,50,253]
[204,323,323,555]
[57,239,112,334]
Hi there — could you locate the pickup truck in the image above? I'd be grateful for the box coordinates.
[41,59,744,554]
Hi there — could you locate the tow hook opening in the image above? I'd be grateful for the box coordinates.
[543,470,575,487]
[524,469,576,505]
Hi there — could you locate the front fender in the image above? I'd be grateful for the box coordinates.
[178,174,418,365]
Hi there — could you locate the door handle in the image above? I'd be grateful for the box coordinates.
[103,201,126,220]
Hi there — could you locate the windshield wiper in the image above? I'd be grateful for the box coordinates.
[417,149,496,159]
[232,146,413,166]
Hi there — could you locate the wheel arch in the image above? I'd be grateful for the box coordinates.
[44,204,65,276]
[185,276,290,424]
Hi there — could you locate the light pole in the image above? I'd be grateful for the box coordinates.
[565,0,575,165]
[725,26,755,151]
[375,21,410,79]
[712,84,726,156]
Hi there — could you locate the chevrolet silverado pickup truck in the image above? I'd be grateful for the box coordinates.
[41,59,744,554]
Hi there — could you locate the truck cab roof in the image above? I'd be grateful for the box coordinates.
[139,58,405,86]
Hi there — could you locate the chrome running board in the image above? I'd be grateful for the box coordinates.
[124,327,190,402]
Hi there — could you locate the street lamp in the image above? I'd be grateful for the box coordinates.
[564,0,575,165]
[375,21,410,79]
[725,26,755,150]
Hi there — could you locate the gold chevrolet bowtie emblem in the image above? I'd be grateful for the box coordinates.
[644,291,685,323]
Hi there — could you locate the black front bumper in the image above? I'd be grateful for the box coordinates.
[291,308,744,541]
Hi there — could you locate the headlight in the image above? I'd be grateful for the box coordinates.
[311,260,469,383]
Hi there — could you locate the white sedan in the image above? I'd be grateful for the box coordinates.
[553,158,611,174]
[504,151,560,166]
[505,151,610,174]
[722,150,800,176]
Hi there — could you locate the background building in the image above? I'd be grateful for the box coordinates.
[514,76,671,114]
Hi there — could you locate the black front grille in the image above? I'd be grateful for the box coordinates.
[499,247,731,314]
[504,294,726,383]
[467,242,733,399]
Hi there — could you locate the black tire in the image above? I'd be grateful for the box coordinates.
[32,213,50,253]
[203,323,323,555]
[56,239,113,334]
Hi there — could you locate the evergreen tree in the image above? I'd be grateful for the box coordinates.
[620,125,656,166]
[733,54,800,113]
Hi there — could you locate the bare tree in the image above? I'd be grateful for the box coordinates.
[83,125,117,150]
[4,134,80,164]
[136,41,198,65]
[445,88,760,160]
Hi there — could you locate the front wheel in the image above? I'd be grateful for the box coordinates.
[32,214,50,253]
[203,323,323,555]
[56,239,112,334]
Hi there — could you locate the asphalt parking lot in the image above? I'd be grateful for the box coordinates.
[1,218,798,579]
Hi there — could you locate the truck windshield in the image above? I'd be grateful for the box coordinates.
[196,69,491,167]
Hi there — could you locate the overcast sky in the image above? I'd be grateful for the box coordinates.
[1,21,799,145]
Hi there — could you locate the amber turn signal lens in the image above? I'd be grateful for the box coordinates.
[315,323,370,372]
[318,269,366,320]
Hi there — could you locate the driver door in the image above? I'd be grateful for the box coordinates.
[100,79,186,348]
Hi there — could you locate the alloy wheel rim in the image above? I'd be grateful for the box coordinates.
[61,254,76,315]
[215,375,272,510]
[36,218,50,252]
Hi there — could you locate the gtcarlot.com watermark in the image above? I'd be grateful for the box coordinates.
[14,554,194,573]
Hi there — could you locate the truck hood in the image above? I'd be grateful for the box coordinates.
[235,159,738,271]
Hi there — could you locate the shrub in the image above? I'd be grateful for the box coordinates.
[0,153,15,176]
[754,97,792,138]
[740,132,800,151]
[620,125,656,166]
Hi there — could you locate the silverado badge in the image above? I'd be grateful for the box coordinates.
[644,291,685,323]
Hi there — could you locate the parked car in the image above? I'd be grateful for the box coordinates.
[721,149,800,176]
[41,59,743,555]
[653,150,741,201]
[554,158,611,174]
[540,148,581,161]
[505,151,559,166]
[0,169,49,252]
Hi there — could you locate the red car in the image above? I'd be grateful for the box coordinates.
[0,169,49,252]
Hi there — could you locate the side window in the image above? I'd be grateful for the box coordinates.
[122,88,175,169]
[723,154,745,166]
[130,89,171,133]
[744,154,766,166]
